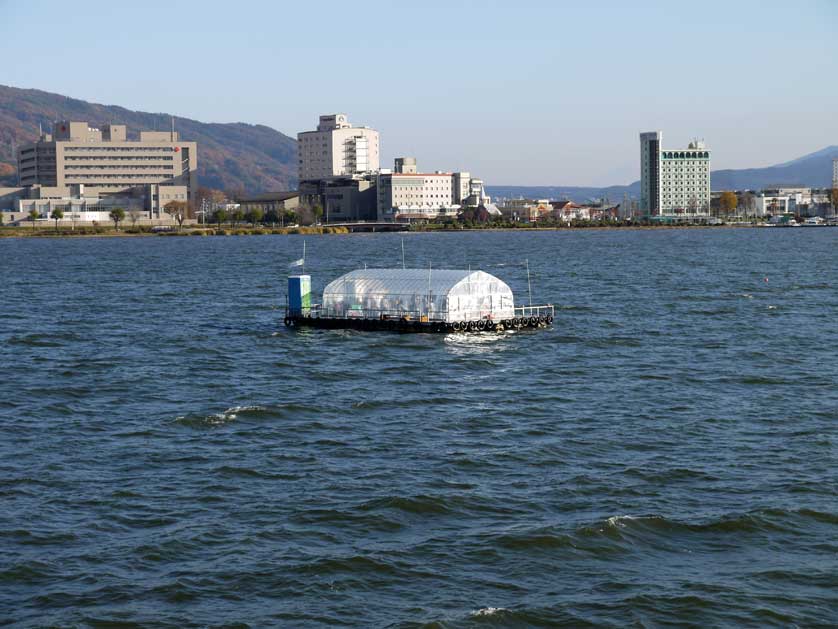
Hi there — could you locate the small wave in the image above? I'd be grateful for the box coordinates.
[495,529,574,550]
[471,607,508,617]
[586,510,801,539]
[173,405,268,427]
[215,465,298,481]
[360,495,453,515]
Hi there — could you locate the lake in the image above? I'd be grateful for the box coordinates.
[1,228,836,627]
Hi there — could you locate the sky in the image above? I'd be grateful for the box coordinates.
[1,0,837,186]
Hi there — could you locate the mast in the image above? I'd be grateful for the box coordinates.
[526,258,532,306]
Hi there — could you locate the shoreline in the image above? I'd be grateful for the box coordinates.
[1,222,825,239]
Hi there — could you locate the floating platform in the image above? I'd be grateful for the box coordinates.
[283,268,554,333]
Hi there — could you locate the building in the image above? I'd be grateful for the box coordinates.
[640,131,711,215]
[833,158,838,187]
[754,193,795,216]
[15,120,196,217]
[375,158,489,221]
[322,178,377,222]
[297,114,380,182]
[237,192,300,217]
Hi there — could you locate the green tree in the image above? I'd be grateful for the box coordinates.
[164,201,187,231]
[719,191,738,217]
[312,204,324,225]
[283,210,297,227]
[264,208,279,225]
[109,208,125,230]
[50,208,64,232]
[213,208,228,228]
[232,209,245,226]
[831,187,838,215]
[247,207,264,226]
[29,209,39,229]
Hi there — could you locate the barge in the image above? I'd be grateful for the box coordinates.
[283,268,554,333]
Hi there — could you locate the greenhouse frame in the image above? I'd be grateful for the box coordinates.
[320,269,516,323]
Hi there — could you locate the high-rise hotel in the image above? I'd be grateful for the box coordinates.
[297,114,380,182]
[640,131,711,215]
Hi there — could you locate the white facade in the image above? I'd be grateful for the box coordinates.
[755,194,795,216]
[297,114,380,182]
[640,131,711,215]
[377,172,455,219]
[320,269,515,323]
[833,158,838,186]
[376,159,488,220]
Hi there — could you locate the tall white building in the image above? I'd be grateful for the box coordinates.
[297,114,380,182]
[833,158,837,187]
[640,131,711,215]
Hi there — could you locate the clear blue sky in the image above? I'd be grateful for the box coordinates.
[2,0,836,186]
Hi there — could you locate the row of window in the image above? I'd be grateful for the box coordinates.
[63,146,179,152]
[662,151,710,159]
[64,156,174,162]
[64,165,174,171]
[65,174,175,180]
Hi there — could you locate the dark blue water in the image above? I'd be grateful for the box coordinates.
[1,229,836,627]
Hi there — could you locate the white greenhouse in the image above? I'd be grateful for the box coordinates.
[320,269,516,323]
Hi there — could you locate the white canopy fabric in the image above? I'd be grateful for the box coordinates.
[321,269,515,322]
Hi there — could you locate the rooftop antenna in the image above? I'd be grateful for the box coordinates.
[526,258,532,306]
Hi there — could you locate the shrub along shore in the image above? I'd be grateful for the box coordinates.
[0,225,351,238]
[0,220,762,238]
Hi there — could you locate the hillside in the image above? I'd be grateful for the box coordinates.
[2,85,835,199]
[0,85,298,192]
[710,146,838,190]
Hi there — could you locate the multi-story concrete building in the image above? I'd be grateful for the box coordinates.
[297,114,380,182]
[16,121,197,216]
[640,131,711,215]
[833,158,838,187]
[376,158,489,220]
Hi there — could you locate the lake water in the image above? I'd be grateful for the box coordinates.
[1,228,836,627]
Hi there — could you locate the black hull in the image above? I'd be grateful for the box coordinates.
[283,315,553,333]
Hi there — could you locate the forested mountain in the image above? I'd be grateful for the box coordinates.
[0,85,298,193]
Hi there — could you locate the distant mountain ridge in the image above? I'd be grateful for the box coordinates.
[1,85,835,199]
[489,146,838,203]
[0,85,298,192]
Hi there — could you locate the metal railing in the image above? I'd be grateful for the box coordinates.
[514,304,555,318]
[287,302,554,322]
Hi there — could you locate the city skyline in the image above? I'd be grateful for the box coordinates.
[1,0,837,186]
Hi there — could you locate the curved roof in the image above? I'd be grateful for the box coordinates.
[323,269,509,297]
